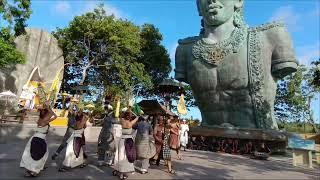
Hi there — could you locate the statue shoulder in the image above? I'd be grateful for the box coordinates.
[178,36,200,45]
[249,21,285,33]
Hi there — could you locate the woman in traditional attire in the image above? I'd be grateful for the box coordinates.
[134,116,156,174]
[59,110,88,171]
[20,103,57,177]
[113,111,139,180]
[163,117,176,174]
[152,116,175,174]
[224,139,234,154]
[179,120,189,151]
[97,104,117,166]
[169,117,181,160]
[232,139,240,154]
[245,140,254,154]
[153,116,164,166]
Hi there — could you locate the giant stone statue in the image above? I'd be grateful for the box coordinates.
[175,0,298,129]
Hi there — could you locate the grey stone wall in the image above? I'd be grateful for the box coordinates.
[0,28,64,112]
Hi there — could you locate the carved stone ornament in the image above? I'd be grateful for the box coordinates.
[192,26,247,66]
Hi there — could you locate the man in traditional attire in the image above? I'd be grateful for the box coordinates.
[134,116,156,174]
[97,102,117,166]
[52,98,78,160]
[20,103,57,177]
[152,116,164,166]
[179,120,189,151]
[59,110,88,171]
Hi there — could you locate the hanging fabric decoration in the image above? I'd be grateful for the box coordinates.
[177,94,187,116]
[47,67,64,106]
[115,97,121,118]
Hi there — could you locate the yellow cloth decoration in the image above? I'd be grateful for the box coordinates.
[115,98,121,118]
[177,94,187,116]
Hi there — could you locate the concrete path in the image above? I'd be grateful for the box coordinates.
[0,125,319,179]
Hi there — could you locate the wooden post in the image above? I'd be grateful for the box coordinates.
[308,150,313,168]
[292,149,297,167]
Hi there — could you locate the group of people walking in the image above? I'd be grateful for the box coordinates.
[20,97,91,177]
[19,95,190,179]
[97,97,190,179]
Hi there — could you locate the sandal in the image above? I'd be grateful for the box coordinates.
[120,174,128,180]
[58,167,68,172]
[112,170,118,176]
[169,170,176,174]
[79,163,87,168]
[25,171,38,177]
[24,171,33,177]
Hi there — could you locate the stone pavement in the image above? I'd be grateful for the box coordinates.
[0,125,319,179]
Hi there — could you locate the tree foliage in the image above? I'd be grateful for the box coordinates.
[53,5,171,102]
[138,24,171,96]
[0,0,31,67]
[275,62,320,133]
[311,58,320,89]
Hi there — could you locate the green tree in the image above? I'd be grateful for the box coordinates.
[275,64,319,133]
[311,58,320,89]
[0,0,31,67]
[54,5,171,103]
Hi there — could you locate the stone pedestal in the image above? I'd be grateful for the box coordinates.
[189,126,287,153]
[292,149,313,168]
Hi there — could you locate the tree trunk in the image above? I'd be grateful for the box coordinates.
[307,96,319,133]
[79,60,95,85]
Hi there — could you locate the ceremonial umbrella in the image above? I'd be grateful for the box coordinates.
[157,78,184,110]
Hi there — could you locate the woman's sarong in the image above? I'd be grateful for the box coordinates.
[20,126,49,173]
[63,129,85,168]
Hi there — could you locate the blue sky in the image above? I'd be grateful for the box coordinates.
[26,0,320,122]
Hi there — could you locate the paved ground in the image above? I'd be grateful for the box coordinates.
[0,126,319,179]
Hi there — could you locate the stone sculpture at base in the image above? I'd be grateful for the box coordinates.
[175,0,298,129]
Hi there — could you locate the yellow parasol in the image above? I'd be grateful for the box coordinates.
[61,92,69,96]
[85,104,95,109]
[71,97,79,102]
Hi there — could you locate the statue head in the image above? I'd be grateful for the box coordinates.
[197,0,244,28]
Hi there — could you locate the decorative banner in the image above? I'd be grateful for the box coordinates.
[177,94,187,116]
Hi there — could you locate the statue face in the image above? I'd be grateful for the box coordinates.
[198,0,241,26]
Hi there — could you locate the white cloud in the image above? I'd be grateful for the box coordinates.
[296,42,320,66]
[169,43,178,62]
[269,6,301,31]
[52,1,71,16]
[80,1,123,19]
[168,43,178,78]
[312,6,320,17]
